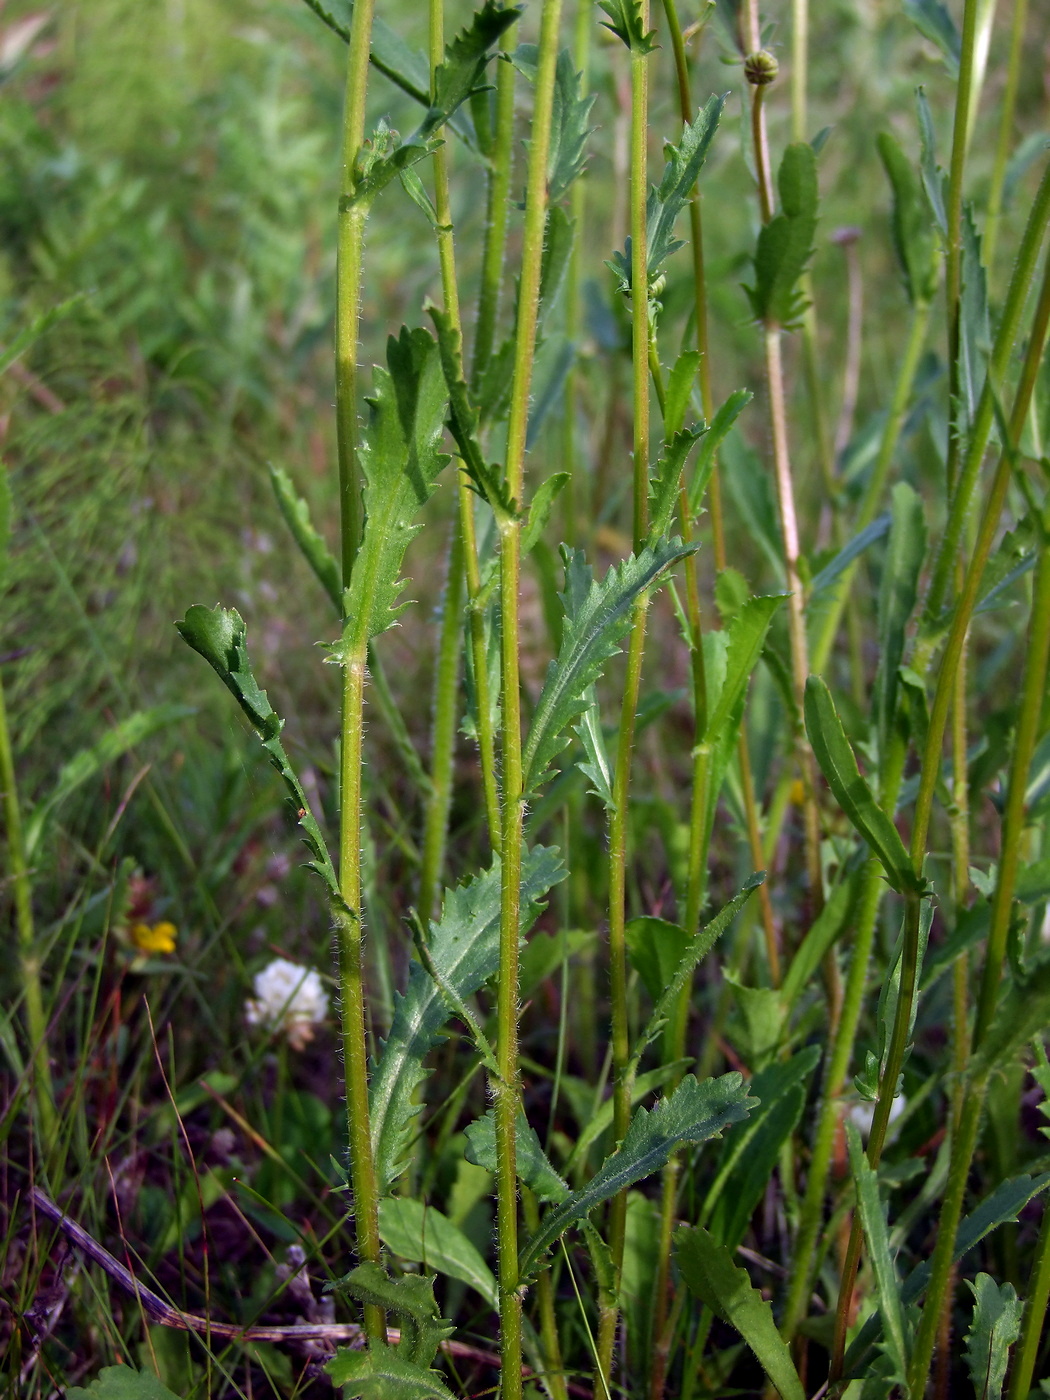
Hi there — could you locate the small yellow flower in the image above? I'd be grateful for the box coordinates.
[130,921,178,955]
[789,779,806,806]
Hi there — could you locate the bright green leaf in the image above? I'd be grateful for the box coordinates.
[688,388,753,518]
[676,1225,805,1400]
[745,143,818,327]
[847,1123,910,1382]
[519,1073,754,1278]
[465,1109,570,1203]
[964,1274,1023,1400]
[511,45,595,201]
[598,0,657,53]
[877,130,938,305]
[269,466,341,613]
[379,1198,498,1309]
[419,3,522,141]
[370,847,564,1192]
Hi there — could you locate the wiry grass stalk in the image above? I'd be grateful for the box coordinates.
[494,7,562,1394]
[560,0,592,548]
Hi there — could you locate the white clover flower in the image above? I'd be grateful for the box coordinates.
[847,1093,906,1139]
[246,957,329,1050]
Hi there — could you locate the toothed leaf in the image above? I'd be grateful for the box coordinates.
[175,605,339,897]
[511,45,595,201]
[465,1109,570,1203]
[334,326,449,652]
[518,1073,754,1278]
[419,3,522,141]
[269,466,342,613]
[745,143,818,327]
[598,0,657,54]
[428,303,513,515]
[370,847,565,1192]
[522,538,699,794]
[964,1274,1022,1400]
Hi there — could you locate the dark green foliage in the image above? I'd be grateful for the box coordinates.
[745,143,819,327]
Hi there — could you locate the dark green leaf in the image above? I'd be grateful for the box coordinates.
[269,466,342,612]
[903,0,960,77]
[465,1109,570,1203]
[964,1274,1022,1400]
[333,1264,453,1370]
[526,333,575,447]
[676,1226,805,1400]
[719,430,785,582]
[843,1174,1050,1380]
[807,513,891,598]
[663,349,702,438]
[970,952,1050,1081]
[334,326,449,649]
[609,96,725,287]
[688,389,753,518]
[379,1198,498,1308]
[511,45,595,201]
[370,847,564,1192]
[915,87,947,234]
[804,676,920,894]
[875,482,926,764]
[429,303,512,515]
[563,1060,693,1176]
[521,538,698,793]
[66,1369,181,1400]
[598,0,657,53]
[346,122,440,211]
[574,688,615,808]
[519,1073,754,1278]
[176,606,339,896]
[326,1347,455,1400]
[419,3,522,141]
[649,427,703,541]
[626,916,689,1004]
[958,206,990,429]
[847,1122,910,1382]
[299,0,430,105]
[745,143,819,327]
[522,472,570,555]
[781,869,862,1014]
[877,130,938,306]
[705,1047,821,1249]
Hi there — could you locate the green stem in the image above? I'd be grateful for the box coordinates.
[791,0,807,143]
[596,19,651,1392]
[921,160,1050,636]
[0,669,55,1152]
[1007,1190,1050,1400]
[336,0,377,581]
[984,0,1028,277]
[334,0,384,1346]
[943,0,979,498]
[494,7,562,1393]
[560,0,592,549]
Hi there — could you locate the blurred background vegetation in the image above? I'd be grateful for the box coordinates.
[2,0,1049,1393]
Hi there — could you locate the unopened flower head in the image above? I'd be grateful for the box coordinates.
[246,957,329,1050]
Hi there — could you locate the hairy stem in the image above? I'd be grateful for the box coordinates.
[983,0,1028,276]
[495,6,562,1393]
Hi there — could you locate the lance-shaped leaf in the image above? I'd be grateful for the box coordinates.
[874,482,926,766]
[574,687,615,807]
[598,0,657,53]
[379,1198,498,1309]
[842,1173,1050,1380]
[630,878,763,1070]
[428,303,512,516]
[511,45,595,202]
[804,676,921,895]
[969,951,1050,1082]
[903,0,960,77]
[687,388,752,517]
[916,87,948,234]
[676,1225,805,1400]
[518,1073,754,1279]
[521,538,698,794]
[964,1274,1022,1400]
[847,1123,911,1382]
[877,130,938,306]
[269,466,341,612]
[0,292,86,378]
[370,846,564,1193]
[465,1110,570,1203]
[300,0,430,105]
[649,426,703,541]
[663,350,702,437]
[24,704,196,861]
[418,3,522,141]
[334,326,449,653]
[745,142,819,328]
[959,206,991,429]
[175,606,339,898]
[609,96,725,288]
